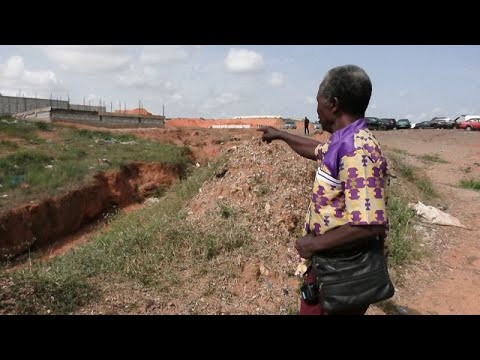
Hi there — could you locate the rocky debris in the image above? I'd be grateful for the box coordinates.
[184,137,325,314]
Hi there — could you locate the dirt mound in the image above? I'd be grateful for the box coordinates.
[0,163,182,259]
[174,133,331,314]
[166,118,284,129]
[114,108,153,116]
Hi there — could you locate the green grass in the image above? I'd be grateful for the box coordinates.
[459,179,480,191]
[0,125,191,208]
[391,148,412,156]
[0,156,251,314]
[0,140,19,150]
[35,122,52,131]
[387,152,438,199]
[386,191,418,266]
[419,153,448,164]
[0,151,54,190]
[0,119,41,142]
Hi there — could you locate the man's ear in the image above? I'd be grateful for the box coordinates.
[331,97,340,115]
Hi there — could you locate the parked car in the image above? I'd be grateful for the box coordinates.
[366,117,394,130]
[380,118,396,130]
[430,117,454,129]
[283,120,297,129]
[457,118,480,131]
[365,117,383,130]
[396,119,411,129]
[453,115,480,129]
[414,121,432,129]
[314,122,321,130]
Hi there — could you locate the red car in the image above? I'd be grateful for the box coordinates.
[457,118,480,131]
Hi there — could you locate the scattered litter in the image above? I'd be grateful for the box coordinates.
[145,197,160,205]
[409,201,468,228]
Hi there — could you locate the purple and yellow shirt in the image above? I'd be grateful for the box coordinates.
[303,118,389,236]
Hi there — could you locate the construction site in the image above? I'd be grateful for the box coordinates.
[1,108,480,315]
[1,94,165,129]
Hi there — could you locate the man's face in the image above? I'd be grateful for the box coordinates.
[317,95,334,133]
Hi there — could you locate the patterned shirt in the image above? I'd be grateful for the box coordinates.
[303,118,389,236]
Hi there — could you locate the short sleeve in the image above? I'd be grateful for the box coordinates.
[314,142,328,161]
[338,150,387,225]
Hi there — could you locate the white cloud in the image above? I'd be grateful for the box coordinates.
[202,92,241,109]
[42,45,131,73]
[114,64,176,92]
[0,56,61,98]
[225,48,264,73]
[268,72,284,86]
[1,56,24,78]
[84,94,102,104]
[169,93,183,102]
[431,107,445,116]
[140,46,188,65]
[305,96,316,104]
[456,108,479,116]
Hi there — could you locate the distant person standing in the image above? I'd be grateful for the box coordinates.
[304,116,310,135]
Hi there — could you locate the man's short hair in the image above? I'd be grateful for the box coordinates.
[318,65,372,115]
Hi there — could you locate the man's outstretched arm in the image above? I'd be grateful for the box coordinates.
[257,126,322,161]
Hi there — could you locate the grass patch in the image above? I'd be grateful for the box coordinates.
[0,156,250,313]
[0,140,19,150]
[219,203,235,219]
[387,152,438,199]
[72,129,137,143]
[416,178,438,198]
[386,190,418,266]
[0,151,53,190]
[0,120,41,142]
[35,122,52,131]
[390,148,412,156]
[0,127,191,209]
[419,153,448,164]
[459,179,480,191]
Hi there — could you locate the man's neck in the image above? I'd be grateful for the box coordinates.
[331,114,363,132]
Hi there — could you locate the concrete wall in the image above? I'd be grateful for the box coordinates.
[0,95,105,115]
[14,107,53,122]
[52,109,100,124]
[13,107,165,128]
[211,124,251,129]
[52,109,164,128]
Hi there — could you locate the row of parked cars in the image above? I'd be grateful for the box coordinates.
[283,115,480,132]
[365,115,480,131]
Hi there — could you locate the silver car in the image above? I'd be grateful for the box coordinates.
[284,121,297,129]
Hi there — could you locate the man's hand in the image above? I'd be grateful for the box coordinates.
[295,233,319,259]
[256,126,283,144]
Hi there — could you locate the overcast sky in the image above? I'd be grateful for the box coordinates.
[1,45,479,122]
